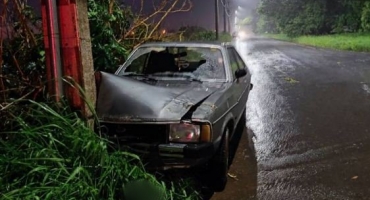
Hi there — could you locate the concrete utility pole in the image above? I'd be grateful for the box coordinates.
[215,0,219,40]
[42,0,96,123]
[227,0,231,33]
[223,0,227,33]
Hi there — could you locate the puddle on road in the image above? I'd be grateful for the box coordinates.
[362,83,370,95]
[231,39,370,200]
[234,41,300,163]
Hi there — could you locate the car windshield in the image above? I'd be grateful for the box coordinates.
[117,46,226,81]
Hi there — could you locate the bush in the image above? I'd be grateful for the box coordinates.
[219,32,232,42]
[0,100,199,200]
[88,0,132,73]
[178,26,232,42]
[362,2,370,32]
[0,4,45,102]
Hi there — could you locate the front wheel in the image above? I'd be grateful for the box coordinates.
[209,128,230,192]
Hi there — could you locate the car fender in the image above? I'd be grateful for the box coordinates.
[214,112,234,151]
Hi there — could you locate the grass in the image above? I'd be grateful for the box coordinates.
[0,100,200,200]
[264,33,370,52]
[219,33,233,43]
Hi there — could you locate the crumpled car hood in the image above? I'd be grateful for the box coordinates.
[96,72,221,122]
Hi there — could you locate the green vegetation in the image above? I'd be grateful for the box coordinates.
[219,32,233,42]
[239,17,252,26]
[0,4,45,102]
[177,26,232,42]
[258,0,370,37]
[88,0,132,72]
[259,0,370,52]
[284,77,300,84]
[265,33,370,52]
[1,1,203,199]
[0,100,199,199]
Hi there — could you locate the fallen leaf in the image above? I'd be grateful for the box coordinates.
[228,173,238,180]
[284,77,299,84]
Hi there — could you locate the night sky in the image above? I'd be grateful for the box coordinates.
[158,1,216,30]
[27,0,258,30]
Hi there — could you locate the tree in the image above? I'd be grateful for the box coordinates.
[257,0,370,36]
[0,0,44,102]
[362,1,370,32]
[123,0,192,46]
[88,0,192,72]
[0,0,194,102]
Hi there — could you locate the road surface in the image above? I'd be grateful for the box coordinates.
[211,38,370,200]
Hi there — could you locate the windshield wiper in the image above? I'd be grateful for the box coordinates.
[121,72,146,76]
[121,72,158,81]
[152,72,203,83]
[184,76,203,83]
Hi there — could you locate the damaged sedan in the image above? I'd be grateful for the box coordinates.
[95,42,252,191]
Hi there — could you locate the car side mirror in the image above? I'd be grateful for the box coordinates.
[235,68,247,78]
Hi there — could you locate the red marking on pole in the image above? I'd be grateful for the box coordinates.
[41,0,61,101]
[57,0,83,110]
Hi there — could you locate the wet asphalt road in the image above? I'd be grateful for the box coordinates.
[212,38,370,200]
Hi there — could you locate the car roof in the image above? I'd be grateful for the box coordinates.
[139,41,234,48]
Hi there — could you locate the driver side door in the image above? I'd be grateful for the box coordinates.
[227,47,251,133]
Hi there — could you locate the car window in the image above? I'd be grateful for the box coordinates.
[227,47,240,79]
[119,46,226,80]
[125,52,150,73]
[233,49,246,69]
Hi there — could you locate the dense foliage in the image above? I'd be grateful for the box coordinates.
[257,0,370,37]
[0,1,204,199]
[0,4,45,102]
[88,0,132,72]
[0,101,199,199]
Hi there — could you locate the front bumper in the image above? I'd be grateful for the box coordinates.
[120,142,215,170]
[100,122,215,170]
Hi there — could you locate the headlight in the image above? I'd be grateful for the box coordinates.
[169,123,200,143]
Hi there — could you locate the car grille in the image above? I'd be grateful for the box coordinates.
[100,123,168,144]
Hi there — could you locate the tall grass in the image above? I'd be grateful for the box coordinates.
[0,100,199,200]
[265,33,370,52]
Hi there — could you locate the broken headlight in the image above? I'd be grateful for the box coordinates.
[169,123,201,143]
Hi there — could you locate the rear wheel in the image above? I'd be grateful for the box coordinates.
[209,128,230,192]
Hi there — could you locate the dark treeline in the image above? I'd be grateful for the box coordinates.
[257,0,370,37]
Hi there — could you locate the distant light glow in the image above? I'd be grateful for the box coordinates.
[238,30,247,39]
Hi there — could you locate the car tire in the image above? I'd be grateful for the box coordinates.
[209,128,230,192]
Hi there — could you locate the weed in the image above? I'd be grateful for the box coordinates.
[0,100,199,200]
[284,77,299,84]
